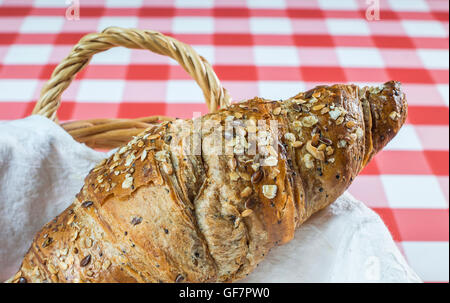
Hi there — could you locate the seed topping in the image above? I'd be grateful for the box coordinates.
[262,185,278,199]
[80,255,91,267]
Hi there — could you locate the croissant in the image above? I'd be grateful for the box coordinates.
[8,80,407,283]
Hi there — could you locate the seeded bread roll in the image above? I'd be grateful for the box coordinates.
[9,80,407,283]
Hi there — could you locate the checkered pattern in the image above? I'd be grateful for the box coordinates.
[0,0,448,283]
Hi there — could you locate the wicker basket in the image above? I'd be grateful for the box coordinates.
[31,27,232,149]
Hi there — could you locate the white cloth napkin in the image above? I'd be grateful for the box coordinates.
[0,115,421,283]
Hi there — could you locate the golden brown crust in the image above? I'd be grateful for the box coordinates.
[10,81,407,283]
[360,81,408,166]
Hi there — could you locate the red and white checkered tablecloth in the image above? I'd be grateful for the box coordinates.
[0,0,448,283]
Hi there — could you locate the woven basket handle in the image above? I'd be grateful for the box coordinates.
[32,27,231,122]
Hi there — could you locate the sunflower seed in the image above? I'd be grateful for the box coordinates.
[240,187,253,198]
[80,254,91,267]
[241,209,253,217]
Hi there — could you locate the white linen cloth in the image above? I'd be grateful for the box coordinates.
[0,115,421,283]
